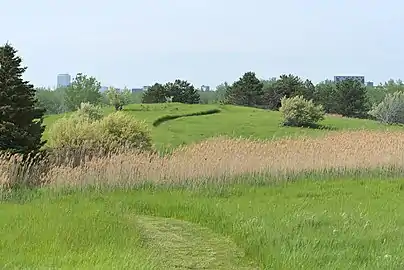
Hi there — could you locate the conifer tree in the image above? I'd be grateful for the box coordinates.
[0,43,46,155]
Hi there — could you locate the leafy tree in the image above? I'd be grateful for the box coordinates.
[215,82,230,104]
[64,73,102,111]
[142,83,167,103]
[313,80,338,113]
[106,87,131,110]
[0,43,46,155]
[368,91,404,124]
[225,72,263,106]
[262,74,308,110]
[279,95,325,127]
[35,86,67,114]
[334,79,369,118]
[165,79,200,104]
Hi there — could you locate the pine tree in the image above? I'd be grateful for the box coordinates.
[225,72,264,106]
[0,43,46,155]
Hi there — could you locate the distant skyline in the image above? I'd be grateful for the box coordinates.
[2,0,404,89]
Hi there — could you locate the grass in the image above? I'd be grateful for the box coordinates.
[2,177,404,269]
[3,104,404,269]
[42,103,404,151]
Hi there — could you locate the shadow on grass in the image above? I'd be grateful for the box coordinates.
[153,109,221,127]
[281,122,337,130]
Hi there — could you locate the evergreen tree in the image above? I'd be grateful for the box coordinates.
[0,43,46,155]
[334,79,369,118]
[165,79,200,104]
[141,83,168,103]
[225,72,264,106]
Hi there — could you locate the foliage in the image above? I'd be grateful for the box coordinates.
[142,83,167,103]
[225,72,264,106]
[313,80,338,113]
[75,102,104,121]
[142,80,200,104]
[263,74,312,110]
[106,87,131,110]
[48,110,152,154]
[279,95,325,127]
[368,91,404,124]
[0,43,46,155]
[334,79,369,118]
[35,87,67,114]
[153,109,221,127]
[165,79,200,104]
[99,112,152,151]
[64,73,102,111]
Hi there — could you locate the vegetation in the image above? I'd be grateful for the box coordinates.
[279,95,325,127]
[0,43,46,155]
[142,80,200,104]
[64,73,102,111]
[105,86,131,111]
[5,43,404,269]
[369,91,404,124]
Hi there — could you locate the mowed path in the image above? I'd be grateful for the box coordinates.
[136,216,258,269]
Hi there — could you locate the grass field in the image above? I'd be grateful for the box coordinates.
[3,103,404,269]
[42,103,404,151]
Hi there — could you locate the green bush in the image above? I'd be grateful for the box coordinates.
[98,112,152,151]
[48,111,152,158]
[368,91,404,124]
[279,95,325,127]
[75,102,104,121]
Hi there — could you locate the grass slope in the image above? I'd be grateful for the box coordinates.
[43,103,404,151]
[0,192,254,269]
[2,177,404,269]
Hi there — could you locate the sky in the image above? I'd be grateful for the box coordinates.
[2,0,404,89]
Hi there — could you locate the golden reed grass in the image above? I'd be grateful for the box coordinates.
[1,130,404,189]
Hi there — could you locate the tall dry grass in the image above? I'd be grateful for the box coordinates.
[2,130,404,190]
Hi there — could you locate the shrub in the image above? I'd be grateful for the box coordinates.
[75,102,104,121]
[279,95,325,127]
[368,91,404,124]
[47,111,152,166]
[98,112,152,151]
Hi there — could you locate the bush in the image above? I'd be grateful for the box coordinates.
[368,91,404,124]
[47,111,152,163]
[279,95,325,127]
[75,102,104,121]
[99,112,152,151]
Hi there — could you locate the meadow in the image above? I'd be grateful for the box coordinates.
[2,103,404,269]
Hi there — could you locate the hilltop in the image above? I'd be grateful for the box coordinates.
[43,103,404,151]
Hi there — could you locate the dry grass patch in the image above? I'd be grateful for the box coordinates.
[0,130,397,188]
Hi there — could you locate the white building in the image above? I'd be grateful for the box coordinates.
[57,73,71,88]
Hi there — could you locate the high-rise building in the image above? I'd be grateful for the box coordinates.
[57,73,71,88]
[201,85,210,91]
[334,75,365,84]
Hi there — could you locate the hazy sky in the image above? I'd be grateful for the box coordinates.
[2,0,403,88]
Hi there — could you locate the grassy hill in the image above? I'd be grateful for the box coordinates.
[4,103,404,269]
[43,103,404,151]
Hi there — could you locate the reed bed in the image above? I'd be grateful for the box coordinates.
[1,130,404,190]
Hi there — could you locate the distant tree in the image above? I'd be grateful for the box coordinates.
[313,80,338,113]
[0,43,46,155]
[215,82,230,104]
[141,83,167,103]
[64,73,102,111]
[262,74,307,110]
[36,86,67,114]
[225,72,264,106]
[334,79,369,118]
[106,86,131,110]
[165,79,200,104]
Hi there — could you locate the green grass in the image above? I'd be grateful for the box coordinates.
[3,176,404,269]
[42,103,404,151]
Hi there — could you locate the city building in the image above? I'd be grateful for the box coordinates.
[99,86,108,92]
[334,75,365,84]
[131,87,143,93]
[201,85,210,91]
[57,73,71,88]
[366,81,374,87]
